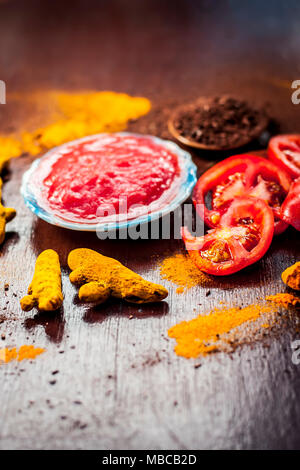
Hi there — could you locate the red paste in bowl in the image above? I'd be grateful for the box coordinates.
[33,134,180,222]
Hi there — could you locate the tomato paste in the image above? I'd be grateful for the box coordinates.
[33,134,180,221]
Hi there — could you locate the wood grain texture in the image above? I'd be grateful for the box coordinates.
[0,0,300,450]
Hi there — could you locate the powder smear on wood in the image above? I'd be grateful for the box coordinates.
[266,293,300,308]
[0,345,45,363]
[159,253,213,293]
[0,90,151,160]
[168,303,275,358]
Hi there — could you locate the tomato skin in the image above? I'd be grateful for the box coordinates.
[193,154,290,235]
[182,197,274,276]
[280,178,300,231]
[268,135,300,180]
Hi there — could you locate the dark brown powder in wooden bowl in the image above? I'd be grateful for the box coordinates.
[168,96,269,151]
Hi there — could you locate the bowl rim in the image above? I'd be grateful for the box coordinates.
[168,96,269,151]
[21,132,198,232]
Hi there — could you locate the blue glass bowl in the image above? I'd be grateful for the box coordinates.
[21,132,197,232]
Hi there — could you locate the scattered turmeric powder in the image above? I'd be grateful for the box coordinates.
[0,347,17,363]
[0,90,151,160]
[0,136,22,162]
[281,262,300,291]
[266,293,300,308]
[159,253,214,293]
[0,178,16,244]
[0,345,45,363]
[20,249,63,311]
[17,345,45,361]
[168,303,275,358]
[68,248,168,304]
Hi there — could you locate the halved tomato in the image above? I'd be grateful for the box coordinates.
[280,178,300,231]
[193,154,291,235]
[182,197,274,275]
[268,134,300,180]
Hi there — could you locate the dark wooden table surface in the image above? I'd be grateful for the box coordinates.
[0,0,300,450]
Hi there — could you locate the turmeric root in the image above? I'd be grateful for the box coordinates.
[282,262,300,291]
[20,249,63,311]
[0,178,16,244]
[68,248,168,304]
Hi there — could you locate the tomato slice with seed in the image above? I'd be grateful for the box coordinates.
[268,134,300,179]
[182,197,274,275]
[280,178,300,231]
[193,154,291,235]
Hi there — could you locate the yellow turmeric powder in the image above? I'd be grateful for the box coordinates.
[20,249,63,311]
[0,347,17,363]
[68,248,168,304]
[0,178,16,244]
[0,345,45,363]
[168,303,275,358]
[0,136,22,161]
[266,293,300,308]
[0,91,151,160]
[159,253,213,293]
[281,262,300,291]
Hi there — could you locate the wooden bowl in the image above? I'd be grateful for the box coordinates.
[168,96,269,151]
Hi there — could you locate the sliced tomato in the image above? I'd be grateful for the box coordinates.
[193,154,291,235]
[280,177,300,231]
[268,134,300,179]
[182,197,274,275]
